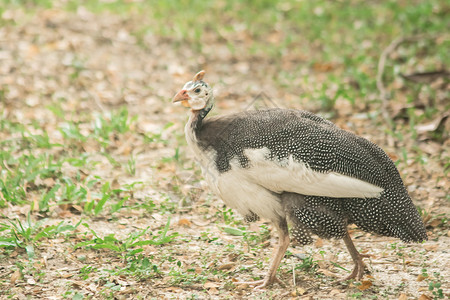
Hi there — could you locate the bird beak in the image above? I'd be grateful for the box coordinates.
[172,89,191,107]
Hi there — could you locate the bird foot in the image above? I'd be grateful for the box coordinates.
[338,253,371,282]
[236,276,285,289]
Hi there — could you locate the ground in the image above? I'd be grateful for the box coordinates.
[0,1,449,299]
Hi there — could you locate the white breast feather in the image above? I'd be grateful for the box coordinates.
[216,167,284,222]
[185,124,284,221]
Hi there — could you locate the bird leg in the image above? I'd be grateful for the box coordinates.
[339,231,370,282]
[236,219,290,289]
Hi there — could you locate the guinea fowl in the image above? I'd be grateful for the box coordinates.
[172,71,427,288]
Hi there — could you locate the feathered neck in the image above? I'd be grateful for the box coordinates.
[189,98,214,132]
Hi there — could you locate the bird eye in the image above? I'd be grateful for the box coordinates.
[194,88,201,93]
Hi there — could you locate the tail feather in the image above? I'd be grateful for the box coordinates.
[281,190,427,243]
[343,191,427,243]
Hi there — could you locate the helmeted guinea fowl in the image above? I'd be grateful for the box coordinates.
[172,71,427,289]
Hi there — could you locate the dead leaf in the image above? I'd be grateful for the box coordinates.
[415,113,449,134]
[217,263,235,270]
[387,152,399,161]
[429,218,443,228]
[392,104,425,121]
[71,204,83,213]
[27,277,36,285]
[71,281,86,289]
[418,294,432,300]
[398,293,407,300]
[207,287,219,295]
[235,283,249,290]
[10,270,21,284]
[313,62,338,72]
[191,218,211,227]
[357,280,372,291]
[58,209,73,218]
[423,244,438,252]
[315,238,324,247]
[267,30,283,44]
[204,281,219,289]
[295,287,307,295]
[177,218,192,227]
[400,70,449,84]
[329,289,341,296]
[417,274,428,281]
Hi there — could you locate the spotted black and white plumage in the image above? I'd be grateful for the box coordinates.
[173,71,427,287]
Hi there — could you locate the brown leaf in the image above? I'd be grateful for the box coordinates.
[415,114,449,134]
[10,270,21,284]
[398,293,407,300]
[387,152,399,161]
[400,70,449,84]
[58,209,73,218]
[207,287,219,295]
[217,263,235,270]
[423,244,438,252]
[417,274,428,282]
[177,218,192,227]
[357,280,372,291]
[235,283,249,290]
[418,294,432,300]
[315,238,324,247]
[191,217,211,227]
[69,204,83,213]
[313,62,338,72]
[429,219,442,228]
[204,281,219,289]
[329,289,341,296]
[294,287,306,295]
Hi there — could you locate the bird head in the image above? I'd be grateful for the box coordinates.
[172,70,214,111]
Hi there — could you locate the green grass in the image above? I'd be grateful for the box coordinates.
[2,1,448,115]
[0,215,80,258]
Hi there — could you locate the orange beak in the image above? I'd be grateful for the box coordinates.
[172,89,191,107]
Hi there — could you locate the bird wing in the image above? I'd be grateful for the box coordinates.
[239,147,384,198]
